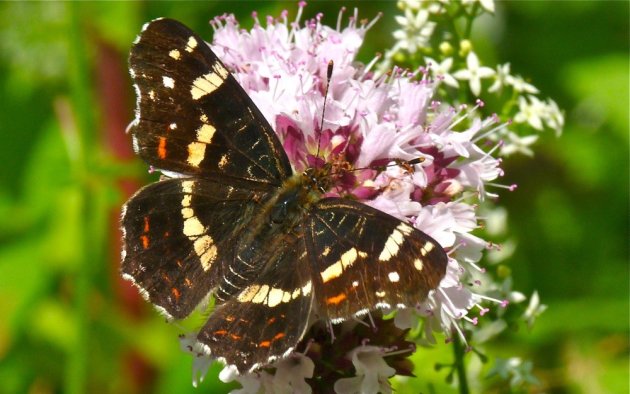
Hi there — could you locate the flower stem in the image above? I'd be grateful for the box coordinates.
[65,4,99,394]
[452,334,470,394]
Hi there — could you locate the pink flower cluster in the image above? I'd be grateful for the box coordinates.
[211,4,506,331]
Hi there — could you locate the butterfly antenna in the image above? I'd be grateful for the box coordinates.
[316,60,334,162]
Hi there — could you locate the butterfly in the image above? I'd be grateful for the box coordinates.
[121,18,448,373]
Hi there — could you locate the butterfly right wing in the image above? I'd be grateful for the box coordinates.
[121,177,275,319]
[305,198,448,322]
[129,18,292,185]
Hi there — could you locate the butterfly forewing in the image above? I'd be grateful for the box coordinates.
[129,18,292,185]
[306,198,448,321]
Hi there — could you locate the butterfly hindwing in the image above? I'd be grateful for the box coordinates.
[198,234,314,371]
[121,177,276,319]
[306,198,448,321]
[129,18,292,185]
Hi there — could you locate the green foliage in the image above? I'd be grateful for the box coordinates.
[0,1,626,393]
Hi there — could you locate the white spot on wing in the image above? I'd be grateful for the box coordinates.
[218,154,228,169]
[185,36,198,52]
[162,76,175,89]
[183,217,205,237]
[196,123,216,143]
[267,288,285,307]
[181,207,193,219]
[320,247,365,283]
[182,180,194,194]
[237,285,260,303]
[378,223,412,262]
[388,271,400,282]
[132,135,140,153]
[421,242,435,256]
[190,63,229,100]
[302,280,312,296]
[252,285,270,304]
[187,141,206,167]
[194,236,216,271]
[169,49,181,60]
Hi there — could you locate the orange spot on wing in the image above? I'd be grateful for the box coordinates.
[184,278,192,287]
[273,332,285,341]
[213,330,228,336]
[140,235,149,249]
[326,292,347,305]
[171,287,180,301]
[158,137,167,159]
[230,334,241,340]
[143,216,150,232]
[259,340,271,348]
[267,317,276,325]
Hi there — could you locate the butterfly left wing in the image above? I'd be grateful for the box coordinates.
[121,177,277,319]
[305,198,448,322]
[197,231,314,372]
[129,18,292,185]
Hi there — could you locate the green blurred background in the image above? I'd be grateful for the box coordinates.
[0,2,627,393]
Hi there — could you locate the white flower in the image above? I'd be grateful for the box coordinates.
[514,95,546,130]
[455,143,502,199]
[488,63,511,93]
[392,8,436,53]
[487,357,540,387]
[507,74,539,94]
[396,0,423,10]
[500,131,539,156]
[216,354,314,394]
[488,63,539,95]
[219,365,269,394]
[543,98,564,135]
[270,354,315,394]
[462,0,495,13]
[522,291,547,329]
[179,334,214,388]
[334,346,396,394]
[425,56,459,88]
[453,52,496,96]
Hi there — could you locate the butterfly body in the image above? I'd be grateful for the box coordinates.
[122,18,447,372]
